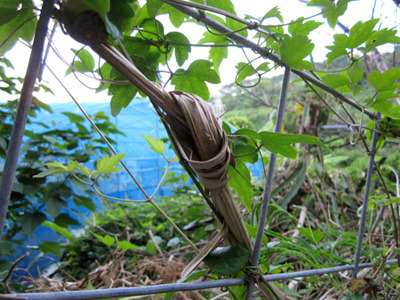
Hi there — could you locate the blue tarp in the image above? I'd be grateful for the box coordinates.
[10,98,182,278]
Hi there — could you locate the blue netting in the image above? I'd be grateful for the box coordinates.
[8,98,183,278]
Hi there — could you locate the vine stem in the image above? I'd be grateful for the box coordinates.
[0,0,54,240]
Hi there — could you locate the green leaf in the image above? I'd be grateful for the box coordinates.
[62,112,85,123]
[108,0,137,34]
[321,74,351,90]
[245,222,268,246]
[366,27,400,50]
[280,34,314,70]
[73,196,96,212]
[142,135,165,154]
[43,221,74,242]
[368,69,400,92]
[117,240,139,250]
[165,32,191,67]
[109,84,139,116]
[261,6,283,23]
[171,60,221,100]
[66,48,95,74]
[44,197,67,219]
[158,4,186,28]
[45,161,69,170]
[93,233,115,247]
[234,128,260,141]
[0,1,22,26]
[288,19,323,36]
[195,0,236,15]
[228,161,253,213]
[68,161,79,172]
[259,132,325,159]
[298,228,324,244]
[97,153,126,174]
[33,167,69,178]
[54,213,81,228]
[146,240,157,255]
[199,31,229,73]
[39,241,61,256]
[235,62,256,83]
[17,212,46,235]
[370,92,400,119]
[347,19,379,49]
[326,34,349,66]
[309,0,353,28]
[147,0,163,18]
[233,143,258,164]
[347,61,364,84]
[0,4,37,56]
[77,165,91,177]
[204,246,250,276]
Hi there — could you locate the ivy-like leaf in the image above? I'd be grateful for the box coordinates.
[347,61,364,84]
[158,4,186,28]
[326,34,349,66]
[97,153,126,174]
[39,241,61,256]
[17,212,46,235]
[62,112,85,123]
[66,48,95,75]
[321,74,351,91]
[74,196,96,212]
[93,233,115,247]
[77,165,91,177]
[165,32,191,67]
[370,92,400,119]
[288,19,323,36]
[204,246,250,276]
[347,19,379,49]
[142,135,165,154]
[196,0,236,15]
[54,213,80,227]
[228,161,253,213]
[245,222,268,246]
[199,31,229,73]
[117,240,139,250]
[368,69,400,92]
[260,6,283,23]
[0,2,37,56]
[259,132,325,159]
[308,0,353,28]
[366,27,400,50]
[280,34,314,70]
[109,85,139,116]
[171,60,221,100]
[147,0,163,18]
[235,62,256,83]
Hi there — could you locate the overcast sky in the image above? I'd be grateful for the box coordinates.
[3,0,398,104]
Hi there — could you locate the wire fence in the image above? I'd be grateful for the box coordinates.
[12,260,397,300]
[5,1,399,299]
